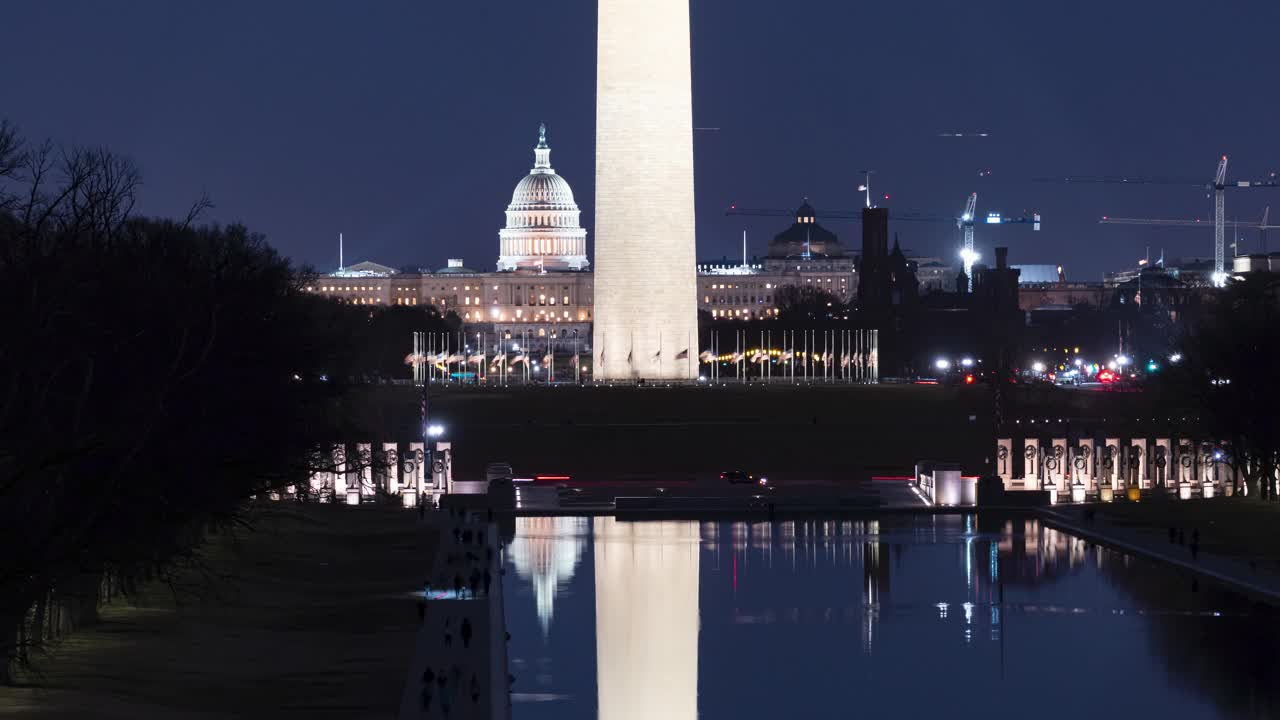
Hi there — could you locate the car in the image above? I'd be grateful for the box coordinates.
[485,462,514,486]
[721,470,768,486]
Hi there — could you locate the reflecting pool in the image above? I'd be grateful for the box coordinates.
[503,515,1279,719]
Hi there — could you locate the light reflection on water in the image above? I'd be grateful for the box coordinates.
[504,515,1279,720]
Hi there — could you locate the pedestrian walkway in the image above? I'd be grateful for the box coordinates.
[1041,505,1280,602]
[399,510,510,720]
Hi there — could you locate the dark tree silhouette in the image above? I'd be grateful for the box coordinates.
[1159,274,1280,499]
[773,285,847,323]
[0,122,408,678]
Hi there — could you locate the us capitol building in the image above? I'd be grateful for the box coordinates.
[307,126,857,341]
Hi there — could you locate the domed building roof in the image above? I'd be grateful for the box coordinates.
[768,198,844,259]
[509,169,577,210]
[497,125,589,272]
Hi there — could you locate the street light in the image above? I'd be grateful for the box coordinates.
[935,358,951,371]
[1031,361,1046,374]
[960,357,974,368]
[427,424,445,438]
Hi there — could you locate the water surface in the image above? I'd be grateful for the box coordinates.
[504,514,1279,719]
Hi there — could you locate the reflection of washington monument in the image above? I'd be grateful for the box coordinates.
[594,518,700,720]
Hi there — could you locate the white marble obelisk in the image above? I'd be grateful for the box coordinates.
[593,0,699,380]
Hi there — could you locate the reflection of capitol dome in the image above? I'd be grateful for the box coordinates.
[508,516,588,637]
[497,124,590,272]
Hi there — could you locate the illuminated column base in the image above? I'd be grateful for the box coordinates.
[383,442,399,495]
[1104,438,1122,491]
[1077,437,1095,492]
[996,438,1015,489]
[1130,438,1148,490]
[1022,438,1039,489]
[332,445,347,503]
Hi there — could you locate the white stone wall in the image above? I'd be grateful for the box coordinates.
[593,0,699,379]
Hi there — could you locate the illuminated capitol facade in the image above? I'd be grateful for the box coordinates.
[307,127,857,340]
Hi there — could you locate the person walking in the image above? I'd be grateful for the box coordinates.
[420,668,435,713]
[439,675,452,717]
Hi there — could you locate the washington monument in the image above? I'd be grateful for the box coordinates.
[593,0,699,380]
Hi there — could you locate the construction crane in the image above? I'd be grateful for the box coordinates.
[1100,205,1277,257]
[956,192,1041,291]
[1053,156,1280,286]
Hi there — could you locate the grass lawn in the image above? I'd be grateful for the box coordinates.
[0,502,435,719]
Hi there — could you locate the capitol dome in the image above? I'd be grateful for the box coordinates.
[498,124,589,272]
[510,171,577,209]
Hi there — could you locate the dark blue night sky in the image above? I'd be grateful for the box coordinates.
[4,0,1278,279]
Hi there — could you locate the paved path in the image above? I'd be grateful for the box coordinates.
[398,511,510,720]
[1041,505,1280,602]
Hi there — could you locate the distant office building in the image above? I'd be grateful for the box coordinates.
[1017,281,1108,312]
[1011,264,1062,285]
[1233,252,1280,275]
[1105,257,1214,288]
[912,257,958,293]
